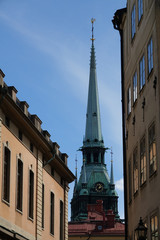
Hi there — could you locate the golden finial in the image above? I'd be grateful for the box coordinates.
[91,18,96,42]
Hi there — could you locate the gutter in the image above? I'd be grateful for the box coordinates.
[112,8,128,240]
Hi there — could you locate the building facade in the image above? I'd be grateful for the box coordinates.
[70,20,119,222]
[0,69,75,240]
[69,200,124,240]
[113,0,160,239]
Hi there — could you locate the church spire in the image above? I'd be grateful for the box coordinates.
[81,159,87,184]
[84,18,103,147]
[73,156,78,194]
[110,147,114,186]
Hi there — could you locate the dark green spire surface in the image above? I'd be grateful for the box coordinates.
[71,21,119,221]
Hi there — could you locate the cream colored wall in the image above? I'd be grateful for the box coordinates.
[42,169,64,240]
[0,124,37,239]
[123,0,160,238]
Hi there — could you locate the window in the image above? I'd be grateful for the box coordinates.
[61,178,64,186]
[17,159,23,211]
[127,86,131,115]
[133,71,137,103]
[133,148,138,194]
[51,167,54,177]
[29,170,34,219]
[149,123,156,176]
[151,215,158,240]
[128,160,132,202]
[18,130,23,141]
[3,146,11,203]
[138,0,143,22]
[5,116,10,128]
[42,184,44,229]
[60,201,64,240]
[30,142,33,152]
[148,38,153,75]
[131,4,136,39]
[139,55,145,90]
[140,136,146,185]
[50,192,54,235]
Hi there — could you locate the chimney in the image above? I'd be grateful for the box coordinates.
[53,142,60,155]
[62,153,68,165]
[31,114,42,132]
[8,86,18,102]
[20,101,29,116]
[43,130,51,142]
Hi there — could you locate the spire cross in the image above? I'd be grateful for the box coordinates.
[91,18,96,42]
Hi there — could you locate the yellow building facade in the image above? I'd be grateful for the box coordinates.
[113,0,160,239]
[0,69,75,240]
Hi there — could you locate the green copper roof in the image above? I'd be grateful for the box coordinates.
[84,41,103,147]
[71,21,119,221]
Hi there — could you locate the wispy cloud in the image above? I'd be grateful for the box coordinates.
[115,178,124,191]
[0,11,122,143]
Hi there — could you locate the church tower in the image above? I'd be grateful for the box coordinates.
[71,19,119,221]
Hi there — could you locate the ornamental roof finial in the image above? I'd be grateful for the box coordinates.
[110,147,114,185]
[91,18,96,43]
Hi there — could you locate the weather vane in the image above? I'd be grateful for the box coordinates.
[91,18,96,42]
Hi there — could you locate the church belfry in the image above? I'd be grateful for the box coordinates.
[71,19,119,221]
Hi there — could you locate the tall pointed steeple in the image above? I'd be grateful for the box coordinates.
[84,18,103,148]
[110,148,114,185]
[71,19,119,222]
[73,156,78,194]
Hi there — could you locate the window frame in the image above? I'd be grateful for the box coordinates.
[150,214,158,240]
[133,71,137,103]
[148,123,156,176]
[139,55,145,91]
[127,86,131,116]
[50,191,55,235]
[60,200,64,240]
[18,130,23,141]
[140,136,146,186]
[28,169,34,220]
[16,158,23,212]
[138,0,143,22]
[5,116,10,128]
[147,38,153,75]
[133,147,138,194]
[131,4,136,40]
[2,145,11,204]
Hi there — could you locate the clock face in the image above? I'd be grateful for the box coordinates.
[97,225,103,231]
[95,183,103,192]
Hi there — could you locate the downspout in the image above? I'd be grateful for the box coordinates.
[119,27,128,240]
[112,10,128,240]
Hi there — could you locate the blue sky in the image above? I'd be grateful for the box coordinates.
[0,0,126,219]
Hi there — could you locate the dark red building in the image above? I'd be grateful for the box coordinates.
[69,200,125,240]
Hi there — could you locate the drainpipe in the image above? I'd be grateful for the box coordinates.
[112,9,128,240]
